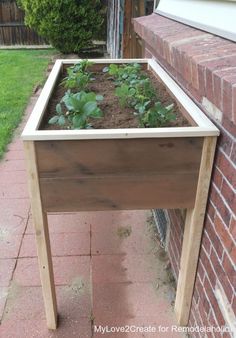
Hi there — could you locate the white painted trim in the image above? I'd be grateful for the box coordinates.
[21,127,219,141]
[60,58,149,65]
[155,0,236,43]
[21,58,219,141]
[22,59,63,135]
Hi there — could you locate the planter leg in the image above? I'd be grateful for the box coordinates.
[174,136,217,326]
[24,141,57,330]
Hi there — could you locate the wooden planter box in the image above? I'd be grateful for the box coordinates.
[22,59,219,330]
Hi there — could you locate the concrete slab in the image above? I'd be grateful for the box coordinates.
[19,232,90,257]
[0,259,16,286]
[13,256,91,286]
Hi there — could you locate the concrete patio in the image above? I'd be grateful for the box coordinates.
[0,94,183,337]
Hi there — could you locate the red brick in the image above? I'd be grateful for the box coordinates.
[222,78,233,118]
[206,69,215,102]
[204,276,226,327]
[144,47,152,58]
[230,245,236,266]
[232,295,236,316]
[222,252,236,288]
[198,297,210,327]
[221,179,235,214]
[213,71,222,110]
[206,200,216,222]
[232,86,236,123]
[202,55,236,72]
[218,131,234,157]
[210,249,234,303]
[199,247,216,287]
[201,231,212,255]
[209,184,231,227]
[215,151,236,189]
[195,274,204,297]
[204,216,224,259]
[230,142,236,162]
[196,259,205,283]
[211,167,223,190]
[208,310,222,338]
[193,286,200,306]
[168,245,178,280]
[222,115,236,137]
[229,216,236,241]
[214,214,234,256]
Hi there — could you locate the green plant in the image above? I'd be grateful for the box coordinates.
[105,63,143,86]
[141,102,175,127]
[17,0,105,54]
[115,84,136,108]
[62,71,91,91]
[49,91,103,129]
[134,95,151,114]
[134,78,156,100]
[71,60,94,74]
[62,60,95,90]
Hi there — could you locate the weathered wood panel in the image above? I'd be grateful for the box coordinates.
[39,173,199,212]
[35,137,203,211]
[36,138,203,178]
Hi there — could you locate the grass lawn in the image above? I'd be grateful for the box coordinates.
[0,49,56,158]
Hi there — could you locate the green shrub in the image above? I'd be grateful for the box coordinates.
[17,0,105,53]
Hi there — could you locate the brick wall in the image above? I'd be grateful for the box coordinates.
[133,14,236,336]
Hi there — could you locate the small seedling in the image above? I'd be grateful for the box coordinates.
[49,91,103,129]
[62,60,94,91]
[115,84,136,108]
[141,102,175,127]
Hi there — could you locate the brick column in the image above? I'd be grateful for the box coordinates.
[134,14,235,334]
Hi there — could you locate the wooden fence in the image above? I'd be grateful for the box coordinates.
[0,0,45,46]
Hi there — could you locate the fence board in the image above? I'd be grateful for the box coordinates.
[0,0,45,45]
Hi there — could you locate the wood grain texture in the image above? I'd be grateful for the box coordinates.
[36,137,203,212]
[36,138,203,178]
[174,136,218,326]
[23,141,57,329]
[39,172,199,212]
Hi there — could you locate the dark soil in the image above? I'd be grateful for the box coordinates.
[40,66,190,130]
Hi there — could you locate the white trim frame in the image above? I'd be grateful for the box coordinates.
[155,0,236,43]
[21,58,219,141]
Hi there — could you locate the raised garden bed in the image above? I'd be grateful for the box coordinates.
[22,59,219,329]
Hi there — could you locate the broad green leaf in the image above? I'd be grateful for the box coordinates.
[56,103,62,115]
[83,101,97,116]
[90,107,103,118]
[96,95,104,101]
[72,115,84,129]
[48,116,59,124]
[58,115,66,126]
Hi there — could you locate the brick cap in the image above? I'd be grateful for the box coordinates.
[133,14,236,128]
